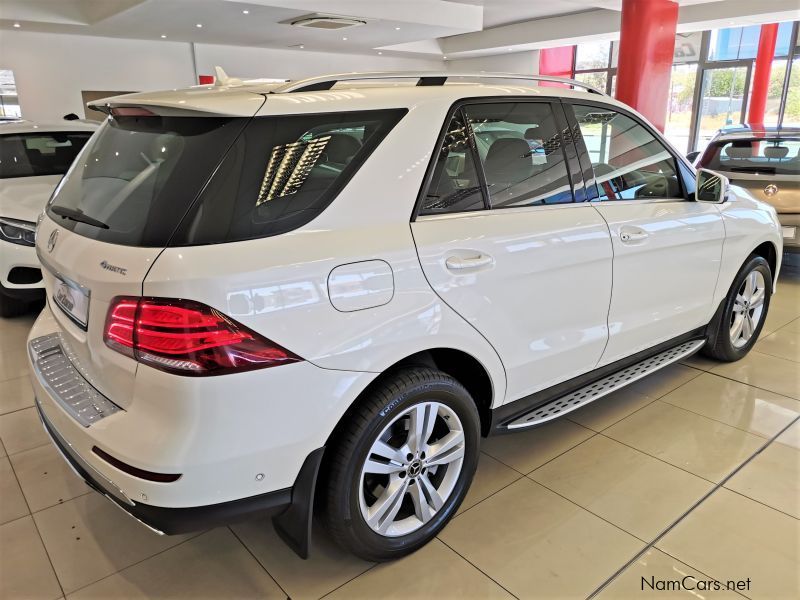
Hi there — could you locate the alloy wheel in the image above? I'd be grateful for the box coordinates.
[729,269,766,348]
[358,402,465,537]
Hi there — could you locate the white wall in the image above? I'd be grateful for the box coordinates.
[0,30,445,123]
[193,44,444,80]
[0,31,195,123]
[446,50,539,75]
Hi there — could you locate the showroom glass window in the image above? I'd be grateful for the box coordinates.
[570,104,682,201]
[420,109,486,215]
[464,102,573,208]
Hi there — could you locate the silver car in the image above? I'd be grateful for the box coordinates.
[694,125,799,252]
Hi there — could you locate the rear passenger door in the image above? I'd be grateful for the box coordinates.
[566,102,725,366]
[411,100,614,403]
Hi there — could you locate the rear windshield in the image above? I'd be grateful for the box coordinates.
[0,132,94,178]
[47,109,405,247]
[702,137,800,176]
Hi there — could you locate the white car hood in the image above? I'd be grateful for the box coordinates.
[0,175,61,223]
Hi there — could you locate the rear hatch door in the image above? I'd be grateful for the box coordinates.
[37,93,264,409]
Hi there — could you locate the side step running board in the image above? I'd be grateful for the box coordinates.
[506,340,705,430]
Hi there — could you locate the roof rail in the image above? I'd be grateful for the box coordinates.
[272,71,609,96]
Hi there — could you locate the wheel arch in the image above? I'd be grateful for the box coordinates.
[324,347,496,453]
[750,240,779,287]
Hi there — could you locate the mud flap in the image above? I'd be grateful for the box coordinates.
[272,447,325,559]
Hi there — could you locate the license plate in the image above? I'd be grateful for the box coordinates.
[53,274,90,329]
[782,226,796,240]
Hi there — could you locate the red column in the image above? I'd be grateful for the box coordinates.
[539,46,575,78]
[615,0,679,132]
[747,23,779,126]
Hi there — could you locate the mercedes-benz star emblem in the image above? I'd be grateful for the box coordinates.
[47,230,59,253]
[764,184,779,197]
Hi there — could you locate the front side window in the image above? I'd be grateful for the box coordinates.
[0,132,93,179]
[571,104,682,200]
[466,102,574,208]
[420,110,485,215]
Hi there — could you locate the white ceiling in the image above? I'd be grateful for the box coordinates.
[447,0,755,28]
[0,0,797,59]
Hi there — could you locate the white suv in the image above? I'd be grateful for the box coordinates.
[27,72,782,561]
[0,119,96,316]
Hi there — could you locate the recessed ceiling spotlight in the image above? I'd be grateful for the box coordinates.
[443,55,447,59]
[196,23,203,28]
[378,51,383,55]
[13,22,21,28]
[161,34,167,38]
[395,27,400,30]
[299,44,305,48]
[243,10,249,14]
[342,36,348,40]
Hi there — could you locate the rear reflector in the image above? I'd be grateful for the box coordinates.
[92,446,181,483]
[104,297,302,376]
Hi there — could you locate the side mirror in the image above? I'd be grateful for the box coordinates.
[696,168,729,204]
[686,151,700,163]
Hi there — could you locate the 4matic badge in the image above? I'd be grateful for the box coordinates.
[100,261,128,276]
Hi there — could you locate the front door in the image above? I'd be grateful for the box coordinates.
[411,101,613,403]
[567,102,725,366]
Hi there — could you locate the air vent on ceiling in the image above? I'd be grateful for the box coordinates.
[286,14,366,30]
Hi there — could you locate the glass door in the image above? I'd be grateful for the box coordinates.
[692,64,751,153]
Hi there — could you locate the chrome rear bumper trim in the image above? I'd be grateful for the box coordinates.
[29,333,122,427]
[35,397,136,508]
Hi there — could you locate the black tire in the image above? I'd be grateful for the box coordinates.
[0,291,28,318]
[703,255,772,362]
[322,367,480,562]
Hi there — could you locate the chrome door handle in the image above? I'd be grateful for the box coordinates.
[619,227,649,243]
[445,254,493,271]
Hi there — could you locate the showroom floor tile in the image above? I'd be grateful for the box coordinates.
[596,548,743,599]
[529,435,713,540]
[1,266,799,599]
[656,488,800,600]
[658,371,800,438]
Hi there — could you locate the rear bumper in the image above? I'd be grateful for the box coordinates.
[35,398,295,535]
[1,281,43,301]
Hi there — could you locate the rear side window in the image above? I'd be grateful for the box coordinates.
[0,132,93,178]
[47,110,404,247]
[420,110,486,215]
[465,103,574,208]
[171,109,406,246]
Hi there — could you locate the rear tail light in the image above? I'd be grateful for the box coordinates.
[104,297,302,376]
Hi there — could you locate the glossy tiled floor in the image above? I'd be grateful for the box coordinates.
[2,266,798,600]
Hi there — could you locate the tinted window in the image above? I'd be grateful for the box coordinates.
[571,105,682,200]
[48,110,404,247]
[420,110,485,215]
[47,116,247,246]
[465,103,573,208]
[0,132,93,178]
[701,138,799,176]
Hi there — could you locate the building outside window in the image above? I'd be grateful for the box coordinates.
[0,70,21,118]
[568,21,799,154]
